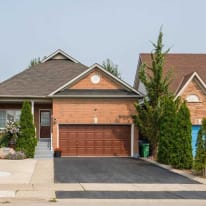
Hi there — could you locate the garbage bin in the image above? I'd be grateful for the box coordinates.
[140,143,149,157]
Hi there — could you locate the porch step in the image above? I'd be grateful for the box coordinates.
[34,154,53,159]
[34,139,53,159]
[37,143,51,149]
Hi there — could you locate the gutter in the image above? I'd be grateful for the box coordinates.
[51,95,141,98]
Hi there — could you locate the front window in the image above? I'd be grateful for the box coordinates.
[186,94,200,102]
[0,110,21,128]
[0,111,6,128]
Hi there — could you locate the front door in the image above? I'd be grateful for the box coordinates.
[40,110,51,139]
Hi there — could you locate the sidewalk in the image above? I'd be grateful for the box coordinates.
[0,159,55,200]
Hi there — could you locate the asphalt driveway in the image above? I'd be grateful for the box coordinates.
[54,157,198,184]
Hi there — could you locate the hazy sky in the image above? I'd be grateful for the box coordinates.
[0,0,206,85]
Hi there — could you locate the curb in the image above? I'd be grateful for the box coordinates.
[140,157,206,184]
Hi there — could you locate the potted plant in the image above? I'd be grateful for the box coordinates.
[54,148,62,158]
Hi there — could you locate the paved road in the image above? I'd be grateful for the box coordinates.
[3,199,206,206]
[56,191,206,199]
[54,157,199,184]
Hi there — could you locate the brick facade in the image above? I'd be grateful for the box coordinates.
[52,98,138,155]
[181,79,206,125]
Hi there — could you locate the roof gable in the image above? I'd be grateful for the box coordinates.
[175,72,206,99]
[42,49,79,63]
[69,68,123,90]
[50,63,141,97]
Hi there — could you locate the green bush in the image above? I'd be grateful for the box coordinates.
[158,96,177,164]
[193,118,206,176]
[170,101,193,169]
[16,101,37,158]
[0,133,10,147]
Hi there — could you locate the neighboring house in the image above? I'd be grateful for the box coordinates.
[0,49,141,157]
[134,53,206,155]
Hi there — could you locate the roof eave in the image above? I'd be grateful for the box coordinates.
[52,95,140,98]
[0,95,49,98]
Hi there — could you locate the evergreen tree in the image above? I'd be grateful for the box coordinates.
[16,101,37,157]
[102,59,121,79]
[133,29,172,158]
[194,118,206,176]
[157,95,177,164]
[171,101,193,169]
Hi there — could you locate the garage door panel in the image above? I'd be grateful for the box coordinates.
[86,141,95,147]
[95,148,104,155]
[59,125,131,156]
[64,148,76,156]
[95,140,104,146]
[104,141,112,146]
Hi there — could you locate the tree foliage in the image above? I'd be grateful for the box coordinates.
[194,118,206,176]
[133,30,193,166]
[16,101,37,158]
[133,30,171,157]
[133,99,161,156]
[169,101,193,169]
[138,31,171,107]
[102,59,121,79]
[157,95,177,164]
[28,57,41,68]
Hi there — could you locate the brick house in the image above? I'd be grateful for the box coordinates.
[134,53,206,155]
[0,50,141,157]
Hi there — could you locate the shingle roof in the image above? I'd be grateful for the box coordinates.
[0,60,87,97]
[135,53,206,94]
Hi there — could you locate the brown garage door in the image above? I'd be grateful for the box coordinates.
[59,125,131,156]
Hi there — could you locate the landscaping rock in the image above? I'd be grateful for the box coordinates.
[0,147,15,159]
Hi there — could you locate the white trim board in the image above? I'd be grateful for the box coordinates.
[57,124,59,148]
[131,124,134,157]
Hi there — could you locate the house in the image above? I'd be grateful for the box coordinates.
[0,49,141,157]
[134,53,206,155]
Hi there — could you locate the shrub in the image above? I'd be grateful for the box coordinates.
[16,101,37,158]
[0,133,10,147]
[193,118,206,176]
[158,96,177,164]
[170,101,193,169]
